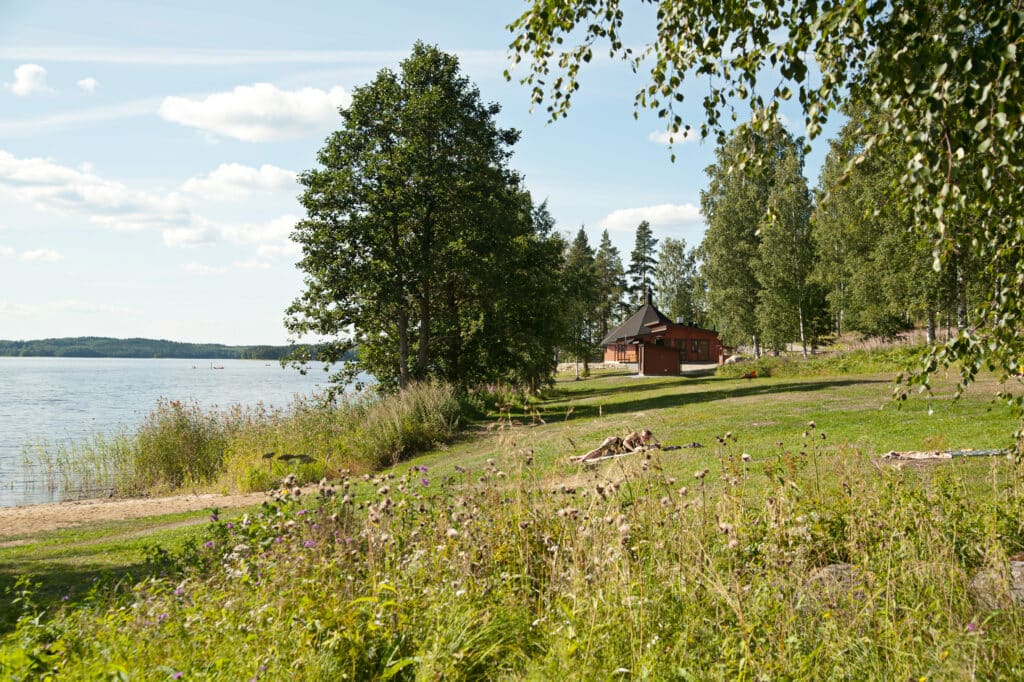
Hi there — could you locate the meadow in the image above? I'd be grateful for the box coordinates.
[3,356,1023,679]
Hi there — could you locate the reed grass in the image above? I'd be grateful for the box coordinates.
[28,381,464,497]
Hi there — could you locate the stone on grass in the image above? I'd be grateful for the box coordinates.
[968,561,1024,610]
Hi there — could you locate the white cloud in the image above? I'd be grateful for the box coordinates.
[218,214,297,246]
[6,63,53,96]
[0,150,302,258]
[0,246,13,257]
[181,163,298,200]
[234,259,272,270]
[599,203,703,231]
[20,249,63,262]
[181,263,226,274]
[648,128,697,145]
[76,76,99,93]
[0,300,35,316]
[0,150,188,232]
[49,299,137,316]
[256,242,302,258]
[159,83,352,141]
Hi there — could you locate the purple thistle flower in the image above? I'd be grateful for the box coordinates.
[303,540,316,548]
[172,672,184,680]
[274,536,283,544]
[210,511,219,522]
[419,465,428,473]
[158,613,168,623]
[174,587,185,596]
[297,509,307,516]
[421,478,430,486]
[967,622,978,632]
[225,522,234,530]
[203,540,215,549]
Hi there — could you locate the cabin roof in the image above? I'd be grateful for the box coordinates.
[599,302,674,346]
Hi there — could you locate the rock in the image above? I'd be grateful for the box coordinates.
[800,563,870,610]
[969,561,1024,609]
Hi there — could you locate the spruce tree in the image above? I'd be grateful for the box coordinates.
[627,220,658,309]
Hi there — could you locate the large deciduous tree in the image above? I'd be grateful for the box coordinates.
[508,2,1024,444]
[754,149,819,357]
[701,123,795,356]
[287,42,562,392]
[654,237,703,327]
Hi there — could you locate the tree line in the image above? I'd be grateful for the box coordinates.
[0,337,334,360]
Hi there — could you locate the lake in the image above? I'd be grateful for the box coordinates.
[0,357,349,507]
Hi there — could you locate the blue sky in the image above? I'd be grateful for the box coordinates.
[0,1,832,344]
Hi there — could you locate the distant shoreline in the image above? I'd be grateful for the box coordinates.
[0,336,350,361]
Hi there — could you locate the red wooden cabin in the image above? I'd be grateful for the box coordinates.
[600,299,726,375]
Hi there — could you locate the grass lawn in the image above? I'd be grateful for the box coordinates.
[2,367,1021,678]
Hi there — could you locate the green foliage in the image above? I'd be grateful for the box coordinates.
[701,122,799,352]
[654,237,705,327]
[507,0,1024,444]
[754,148,823,355]
[287,42,563,393]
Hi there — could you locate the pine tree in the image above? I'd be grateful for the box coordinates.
[627,220,658,308]
[593,229,626,340]
[563,228,600,378]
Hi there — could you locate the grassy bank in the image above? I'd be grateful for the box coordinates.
[28,380,463,498]
[4,367,1023,678]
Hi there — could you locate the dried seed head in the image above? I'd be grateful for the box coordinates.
[741,453,752,462]
[446,528,459,538]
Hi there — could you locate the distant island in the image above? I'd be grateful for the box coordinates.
[0,337,348,361]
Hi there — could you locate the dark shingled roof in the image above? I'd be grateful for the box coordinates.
[600,302,674,346]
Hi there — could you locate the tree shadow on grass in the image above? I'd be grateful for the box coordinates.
[0,559,153,634]
[543,377,890,422]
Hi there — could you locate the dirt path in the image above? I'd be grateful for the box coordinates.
[0,490,276,538]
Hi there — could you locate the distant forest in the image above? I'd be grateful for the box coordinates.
[0,337,346,361]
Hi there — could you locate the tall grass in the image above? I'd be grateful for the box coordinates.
[31,381,464,496]
[6,425,1024,679]
[717,345,925,378]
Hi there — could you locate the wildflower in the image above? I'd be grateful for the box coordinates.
[446,528,459,538]
[741,453,752,462]
[678,486,688,496]
[203,541,215,549]
[210,511,219,522]
[225,522,234,530]
[486,458,496,466]
[172,673,184,680]
[158,613,168,623]
[807,421,816,429]
[377,486,390,495]
[967,622,978,632]
[421,478,430,486]
[174,587,185,596]
[303,540,316,548]
[694,469,708,480]
[419,465,429,473]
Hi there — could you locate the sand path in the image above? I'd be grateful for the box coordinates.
[0,490,276,538]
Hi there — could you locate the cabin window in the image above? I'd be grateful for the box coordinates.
[691,339,699,352]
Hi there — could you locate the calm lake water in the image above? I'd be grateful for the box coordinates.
[0,357,347,507]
